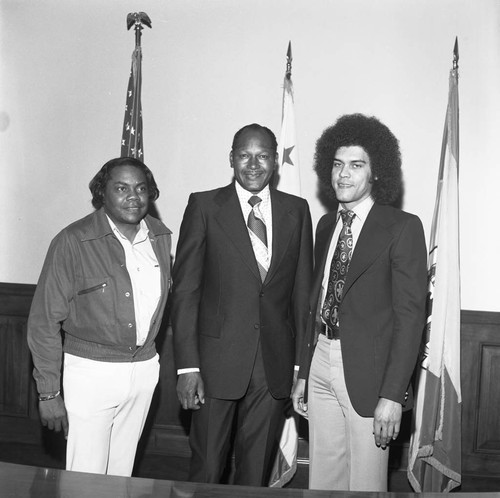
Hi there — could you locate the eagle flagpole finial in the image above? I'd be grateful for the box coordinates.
[126,12,152,47]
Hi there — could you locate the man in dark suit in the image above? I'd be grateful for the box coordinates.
[171,123,313,486]
[292,114,427,491]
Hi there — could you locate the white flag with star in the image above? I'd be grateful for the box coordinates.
[269,52,302,488]
[276,75,301,196]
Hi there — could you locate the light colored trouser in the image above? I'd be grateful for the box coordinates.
[308,334,388,491]
[63,353,159,476]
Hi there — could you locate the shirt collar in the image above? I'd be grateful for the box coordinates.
[106,215,149,244]
[81,208,171,241]
[338,196,374,224]
[235,181,271,204]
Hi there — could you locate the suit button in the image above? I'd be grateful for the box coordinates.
[259,292,264,297]
[254,323,260,329]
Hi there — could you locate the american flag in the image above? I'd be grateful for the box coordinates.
[121,45,143,159]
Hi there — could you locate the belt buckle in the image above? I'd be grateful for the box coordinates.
[325,325,335,340]
[320,323,335,340]
[320,322,339,340]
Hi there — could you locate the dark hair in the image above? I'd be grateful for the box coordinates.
[89,157,160,209]
[314,114,402,205]
[231,123,278,151]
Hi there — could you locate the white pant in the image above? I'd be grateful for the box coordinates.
[63,353,159,476]
[308,335,388,491]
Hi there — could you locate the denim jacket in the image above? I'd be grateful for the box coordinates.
[27,208,172,394]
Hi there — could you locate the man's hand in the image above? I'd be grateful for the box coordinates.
[373,397,402,449]
[177,372,205,410]
[39,395,68,439]
[291,378,308,419]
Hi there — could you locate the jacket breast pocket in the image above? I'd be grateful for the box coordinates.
[77,281,108,295]
[75,277,115,325]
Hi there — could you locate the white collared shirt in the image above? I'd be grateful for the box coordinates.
[107,216,161,346]
[235,181,273,266]
[320,197,375,304]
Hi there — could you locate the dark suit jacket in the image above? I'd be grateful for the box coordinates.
[299,203,427,417]
[172,183,313,400]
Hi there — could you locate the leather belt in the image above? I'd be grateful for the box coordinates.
[319,322,340,340]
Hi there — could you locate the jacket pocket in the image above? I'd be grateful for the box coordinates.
[77,282,108,295]
[74,277,115,327]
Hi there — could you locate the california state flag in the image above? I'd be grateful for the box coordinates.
[407,47,461,493]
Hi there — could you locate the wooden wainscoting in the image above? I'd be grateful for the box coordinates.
[1,282,499,480]
[461,310,500,476]
[0,283,41,445]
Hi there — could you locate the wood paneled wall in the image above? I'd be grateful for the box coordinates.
[461,310,500,475]
[1,282,499,477]
[0,284,41,445]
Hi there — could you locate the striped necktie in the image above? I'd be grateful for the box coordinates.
[247,195,268,281]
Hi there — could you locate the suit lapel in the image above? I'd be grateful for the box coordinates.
[309,205,394,342]
[343,203,393,297]
[215,185,262,281]
[308,212,337,345]
[311,212,337,305]
[265,190,296,284]
[215,187,301,284]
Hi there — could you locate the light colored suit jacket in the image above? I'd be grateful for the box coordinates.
[172,183,313,400]
[299,203,427,416]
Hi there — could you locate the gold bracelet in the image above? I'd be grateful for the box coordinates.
[38,390,60,401]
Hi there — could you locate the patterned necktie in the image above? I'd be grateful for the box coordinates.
[321,210,355,330]
[247,195,268,281]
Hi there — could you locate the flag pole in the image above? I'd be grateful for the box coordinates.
[281,41,292,121]
[285,41,292,79]
[121,12,151,160]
